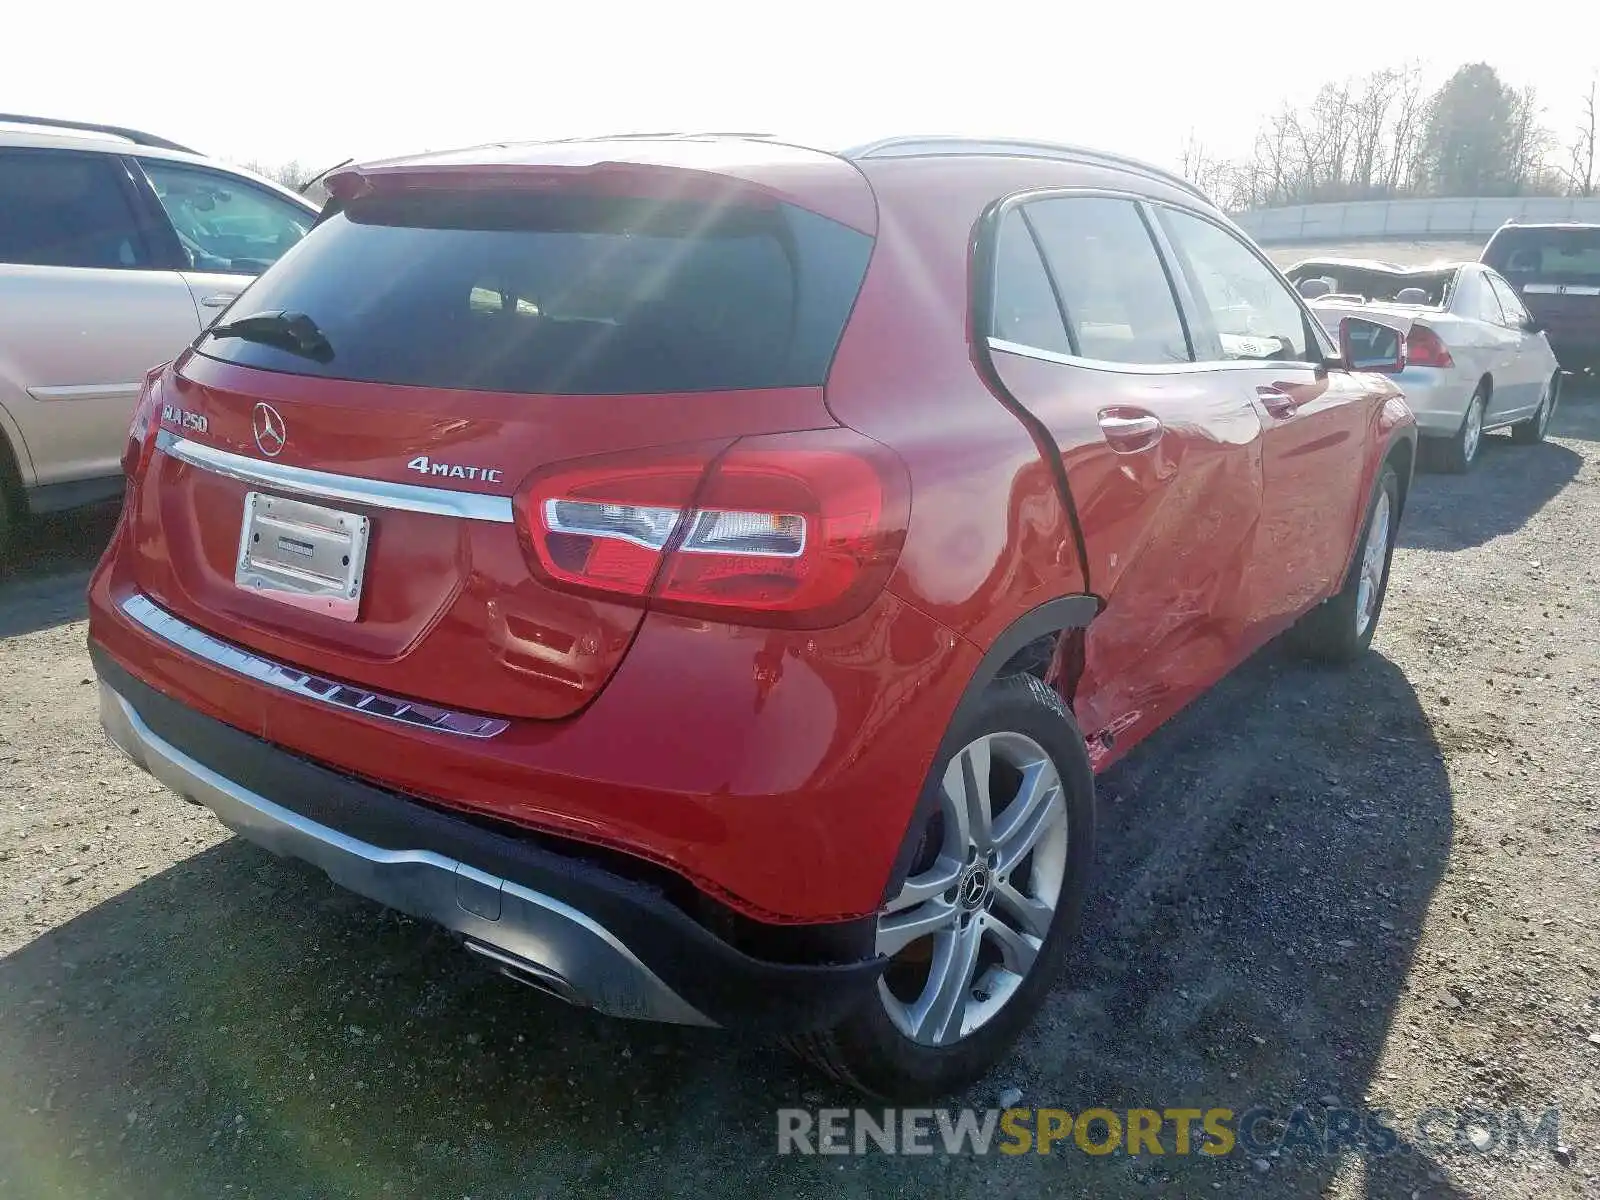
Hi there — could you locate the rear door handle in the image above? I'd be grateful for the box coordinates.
[1097,409,1163,453]
[1257,387,1298,418]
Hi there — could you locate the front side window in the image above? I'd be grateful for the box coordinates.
[1159,207,1313,363]
[142,160,313,276]
[1023,197,1191,366]
[0,149,151,269]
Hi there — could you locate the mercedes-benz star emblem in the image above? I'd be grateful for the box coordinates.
[252,402,286,458]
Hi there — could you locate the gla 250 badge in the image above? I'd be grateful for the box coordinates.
[161,404,208,435]
[406,455,504,484]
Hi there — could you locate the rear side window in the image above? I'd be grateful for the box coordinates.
[1487,273,1531,326]
[0,149,151,269]
[1023,197,1192,365]
[196,190,872,395]
[1485,227,1600,285]
[989,211,1071,354]
[1159,207,1314,362]
[1460,272,1506,325]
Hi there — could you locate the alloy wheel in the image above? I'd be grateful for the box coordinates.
[876,731,1069,1047]
[1462,395,1483,463]
[1355,491,1391,638]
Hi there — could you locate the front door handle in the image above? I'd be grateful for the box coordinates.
[1098,408,1163,453]
[1258,387,1298,419]
[199,294,235,309]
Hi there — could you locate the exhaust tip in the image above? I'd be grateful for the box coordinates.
[463,940,587,1008]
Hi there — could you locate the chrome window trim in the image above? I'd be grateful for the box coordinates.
[155,430,515,523]
[119,593,509,739]
[980,186,1335,373]
[987,336,1322,377]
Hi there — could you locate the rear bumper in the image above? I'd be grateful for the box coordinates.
[1392,368,1472,436]
[93,648,884,1033]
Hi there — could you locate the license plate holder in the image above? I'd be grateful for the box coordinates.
[235,492,370,622]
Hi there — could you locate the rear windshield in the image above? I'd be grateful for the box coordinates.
[1483,227,1600,285]
[1287,263,1454,307]
[196,190,873,394]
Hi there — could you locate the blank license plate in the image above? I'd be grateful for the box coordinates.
[235,492,370,622]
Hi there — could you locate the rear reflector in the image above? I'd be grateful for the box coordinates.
[516,428,909,628]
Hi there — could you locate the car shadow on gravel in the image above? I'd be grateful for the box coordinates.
[1399,435,1582,553]
[0,503,118,638]
[0,640,1468,1200]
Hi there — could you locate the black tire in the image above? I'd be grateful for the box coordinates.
[1510,373,1559,445]
[1290,464,1400,664]
[786,673,1095,1100]
[0,460,19,565]
[1434,384,1487,474]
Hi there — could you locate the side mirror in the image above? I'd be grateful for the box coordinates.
[1524,316,1544,334]
[1339,316,1406,373]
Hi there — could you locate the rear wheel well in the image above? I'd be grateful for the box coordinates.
[1383,438,1414,517]
[1477,373,1493,402]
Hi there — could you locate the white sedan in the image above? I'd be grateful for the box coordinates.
[1286,257,1561,472]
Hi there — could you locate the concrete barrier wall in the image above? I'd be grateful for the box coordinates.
[1235,197,1600,246]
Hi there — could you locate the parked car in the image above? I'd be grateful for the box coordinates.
[1481,220,1600,377]
[89,133,1417,1099]
[0,114,319,555]
[1286,257,1560,472]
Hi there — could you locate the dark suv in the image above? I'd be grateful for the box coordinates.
[90,133,1416,1099]
[1482,220,1600,374]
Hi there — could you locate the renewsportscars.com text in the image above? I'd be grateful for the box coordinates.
[777,1105,1562,1158]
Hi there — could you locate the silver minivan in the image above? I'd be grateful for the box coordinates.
[0,115,319,554]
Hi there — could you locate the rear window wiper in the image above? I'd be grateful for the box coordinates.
[205,310,334,363]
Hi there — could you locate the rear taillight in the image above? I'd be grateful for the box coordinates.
[1405,325,1454,368]
[120,367,165,481]
[515,427,910,628]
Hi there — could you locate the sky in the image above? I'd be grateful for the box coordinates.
[9,1,1597,178]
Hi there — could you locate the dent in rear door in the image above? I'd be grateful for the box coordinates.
[983,197,1266,759]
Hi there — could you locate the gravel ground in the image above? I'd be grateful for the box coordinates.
[2,358,1597,1193]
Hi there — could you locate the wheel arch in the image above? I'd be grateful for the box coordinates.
[880,593,1099,905]
[1383,429,1416,521]
[0,410,27,518]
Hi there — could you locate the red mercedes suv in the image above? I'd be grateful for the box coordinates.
[88,134,1416,1099]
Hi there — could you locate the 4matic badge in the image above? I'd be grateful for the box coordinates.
[406,456,504,484]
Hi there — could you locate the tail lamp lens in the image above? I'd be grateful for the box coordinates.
[1405,325,1454,368]
[121,369,165,480]
[517,428,909,628]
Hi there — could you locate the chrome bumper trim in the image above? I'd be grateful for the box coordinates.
[156,431,515,523]
[99,683,712,1027]
[120,593,508,739]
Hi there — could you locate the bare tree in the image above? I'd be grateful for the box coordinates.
[1179,60,1575,211]
[1558,78,1598,196]
[1383,64,1429,193]
[237,159,310,190]
[1506,85,1556,194]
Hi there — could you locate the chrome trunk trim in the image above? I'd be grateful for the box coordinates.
[156,431,515,523]
[120,593,509,738]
